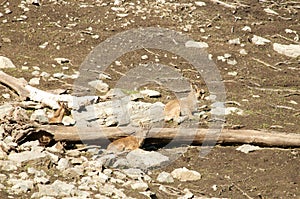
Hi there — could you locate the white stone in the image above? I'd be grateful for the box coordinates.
[156,171,174,183]
[54,58,70,64]
[62,116,76,126]
[140,89,161,97]
[225,107,243,115]
[228,38,240,45]
[8,150,47,164]
[242,26,252,32]
[29,77,40,85]
[0,56,16,69]
[236,144,261,153]
[131,181,149,191]
[251,35,271,45]
[171,167,201,182]
[57,158,70,170]
[88,80,109,92]
[2,93,10,99]
[126,149,169,169]
[195,1,206,6]
[185,40,209,48]
[30,109,48,123]
[264,8,278,15]
[273,43,300,58]
[39,42,48,49]
[239,49,248,55]
[141,55,148,60]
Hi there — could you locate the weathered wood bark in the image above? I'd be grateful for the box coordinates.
[0,70,98,109]
[0,70,29,100]
[40,125,300,147]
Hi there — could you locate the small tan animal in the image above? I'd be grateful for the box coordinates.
[164,85,201,123]
[48,101,67,124]
[106,121,150,152]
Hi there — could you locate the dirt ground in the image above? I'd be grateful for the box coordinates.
[0,0,299,198]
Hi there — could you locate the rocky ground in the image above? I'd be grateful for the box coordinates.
[0,0,300,198]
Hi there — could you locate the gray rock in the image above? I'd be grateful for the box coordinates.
[131,181,149,191]
[95,154,116,167]
[273,43,300,58]
[62,116,76,126]
[30,109,48,124]
[36,180,76,197]
[185,40,209,48]
[156,171,174,183]
[251,35,271,45]
[0,161,16,172]
[126,149,169,170]
[228,38,240,45]
[54,57,70,64]
[0,104,14,120]
[0,174,7,183]
[171,167,201,182]
[8,150,47,164]
[34,176,50,184]
[122,168,145,180]
[66,150,81,157]
[140,89,161,97]
[0,56,16,69]
[88,80,109,93]
[29,77,40,85]
[11,180,34,194]
[57,158,70,170]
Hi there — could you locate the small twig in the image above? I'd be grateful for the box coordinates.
[0,0,8,6]
[209,0,237,9]
[232,183,254,199]
[271,34,300,44]
[252,57,282,71]
[246,85,300,93]
[141,46,160,56]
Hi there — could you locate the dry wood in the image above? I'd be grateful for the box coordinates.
[39,126,300,147]
[0,70,98,109]
[0,70,29,100]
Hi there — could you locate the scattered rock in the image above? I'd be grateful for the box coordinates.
[29,77,40,85]
[62,116,76,126]
[236,144,261,153]
[57,158,71,171]
[88,80,110,92]
[0,56,16,69]
[54,58,70,65]
[195,1,206,6]
[273,43,300,58]
[126,149,170,170]
[157,171,174,183]
[185,40,209,48]
[8,150,47,164]
[30,109,49,124]
[171,167,201,182]
[251,35,271,45]
[0,104,14,120]
[228,38,240,45]
[140,89,161,97]
[35,180,76,197]
[131,181,149,191]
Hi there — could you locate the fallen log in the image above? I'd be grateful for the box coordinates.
[0,70,98,109]
[40,126,300,148]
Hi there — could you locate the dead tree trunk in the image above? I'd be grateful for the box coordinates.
[40,126,300,147]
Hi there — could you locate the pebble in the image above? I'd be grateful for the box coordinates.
[0,56,16,69]
[156,171,174,183]
[228,38,240,45]
[251,35,271,45]
[195,1,206,6]
[171,167,201,182]
[29,77,40,85]
[54,58,70,64]
[273,43,300,58]
[185,40,209,48]
[130,181,149,191]
[30,109,48,124]
[236,144,261,153]
[140,89,161,97]
[141,55,149,60]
